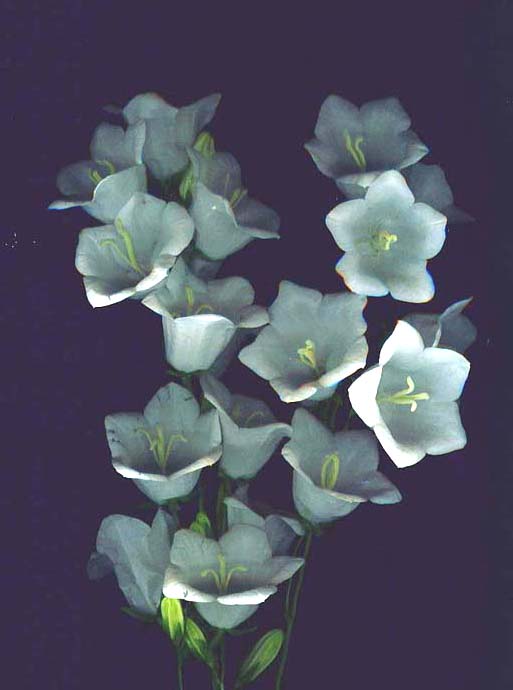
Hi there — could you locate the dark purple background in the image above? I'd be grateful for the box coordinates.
[4,1,511,688]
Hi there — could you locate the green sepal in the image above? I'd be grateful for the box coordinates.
[184,618,214,667]
[160,598,185,643]
[235,629,284,687]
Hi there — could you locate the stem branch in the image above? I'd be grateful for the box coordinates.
[275,530,313,689]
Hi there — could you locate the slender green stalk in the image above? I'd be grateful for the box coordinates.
[176,651,184,690]
[275,530,313,690]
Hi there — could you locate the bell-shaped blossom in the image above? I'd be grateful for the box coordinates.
[326,171,447,303]
[305,95,428,190]
[188,149,280,260]
[239,281,368,403]
[87,509,177,617]
[200,374,291,479]
[122,92,221,182]
[105,382,222,503]
[402,163,473,225]
[403,298,476,353]
[75,193,194,308]
[281,409,401,524]
[348,321,470,468]
[142,258,268,373]
[49,120,147,223]
[225,489,304,555]
[337,162,473,225]
[163,524,303,629]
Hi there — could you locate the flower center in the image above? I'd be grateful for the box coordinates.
[87,159,116,186]
[229,187,248,208]
[99,218,144,275]
[320,452,340,490]
[377,375,430,412]
[370,230,398,253]
[137,424,188,470]
[231,403,266,427]
[183,285,213,316]
[343,130,366,171]
[200,553,248,593]
[297,339,319,372]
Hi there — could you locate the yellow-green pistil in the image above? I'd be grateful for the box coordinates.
[183,286,213,315]
[87,159,116,186]
[231,403,266,427]
[138,424,188,470]
[377,375,430,413]
[297,339,319,373]
[99,218,144,275]
[201,553,248,593]
[370,230,397,253]
[229,187,248,208]
[320,452,340,490]
[343,130,366,171]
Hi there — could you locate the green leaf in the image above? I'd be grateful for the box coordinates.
[184,618,214,667]
[160,598,185,643]
[235,629,284,687]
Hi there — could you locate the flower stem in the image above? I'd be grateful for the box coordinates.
[275,530,313,690]
[176,651,185,690]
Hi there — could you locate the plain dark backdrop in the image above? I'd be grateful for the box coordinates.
[4,1,513,688]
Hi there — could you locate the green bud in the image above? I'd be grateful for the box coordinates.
[184,618,213,666]
[160,598,185,643]
[235,629,284,688]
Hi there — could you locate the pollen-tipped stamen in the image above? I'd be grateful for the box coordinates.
[377,375,430,413]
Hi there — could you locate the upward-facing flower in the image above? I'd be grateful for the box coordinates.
[238,281,368,403]
[142,258,268,373]
[305,95,428,191]
[348,321,470,468]
[49,120,147,223]
[122,92,221,182]
[163,525,304,629]
[282,409,401,524]
[187,149,280,260]
[105,382,222,503]
[87,509,177,617]
[326,171,447,303]
[75,193,194,307]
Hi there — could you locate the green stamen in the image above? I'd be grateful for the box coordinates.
[297,339,318,371]
[87,159,116,186]
[320,453,340,490]
[229,187,248,208]
[137,425,187,470]
[99,219,144,275]
[183,286,213,315]
[377,375,430,412]
[200,553,248,593]
[343,130,366,171]
[370,230,397,253]
[96,159,116,176]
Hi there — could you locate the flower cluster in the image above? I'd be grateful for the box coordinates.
[52,89,475,689]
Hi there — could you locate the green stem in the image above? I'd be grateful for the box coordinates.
[176,651,184,690]
[215,475,231,537]
[275,530,313,690]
